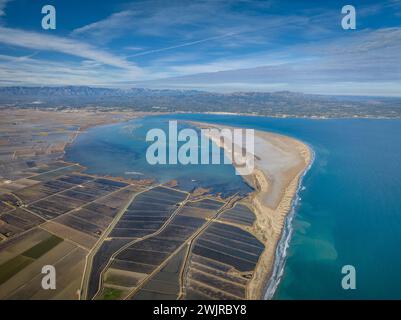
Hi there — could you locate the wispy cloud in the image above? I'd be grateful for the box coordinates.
[71,10,137,43]
[0,53,140,86]
[0,27,141,72]
[71,1,314,48]
[136,26,401,96]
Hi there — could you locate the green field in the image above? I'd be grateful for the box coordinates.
[0,255,33,285]
[100,287,124,300]
[22,235,63,259]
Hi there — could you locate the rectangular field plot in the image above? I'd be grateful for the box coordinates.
[110,259,156,274]
[190,269,246,298]
[198,232,264,256]
[0,209,45,235]
[195,239,261,264]
[97,287,129,300]
[41,179,75,191]
[55,214,104,237]
[22,234,63,259]
[108,236,187,290]
[186,280,241,300]
[183,221,265,300]
[206,223,264,247]
[95,192,134,209]
[57,173,95,185]
[41,221,97,249]
[68,185,109,198]
[192,245,256,272]
[186,199,223,210]
[219,203,256,226]
[83,202,118,217]
[178,198,224,219]
[59,189,98,202]
[0,255,33,286]
[156,224,199,242]
[29,165,83,182]
[71,208,113,229]
[94,178,128,188]
[80,179,123,193]
[144,186,188,201]
[191,259,248,286]
[12,186,56,204]
[0,201,13,214]
[116,248,169,265]
[28,198,76,220]
[103,267,147,288]
[110,228,160,238]
[27,161,69,174]
[130,245,187,300]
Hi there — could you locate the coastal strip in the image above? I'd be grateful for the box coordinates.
[192,121,312,299]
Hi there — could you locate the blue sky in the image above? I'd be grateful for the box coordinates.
[0,0,400,96]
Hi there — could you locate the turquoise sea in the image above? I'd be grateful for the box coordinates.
[65,114,401,299]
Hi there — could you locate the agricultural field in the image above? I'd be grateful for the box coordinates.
[86,186,190,299]
[84,191,266,301]
[0,158,148,299]
[84,193,267,301]
[218,203,256,227]
[0,110,265,300]
[0,160,265,300]
[184,221,264,299]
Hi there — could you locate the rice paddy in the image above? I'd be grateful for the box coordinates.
[1,159,265,300]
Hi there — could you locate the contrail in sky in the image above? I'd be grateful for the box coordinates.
[127,32,238,58]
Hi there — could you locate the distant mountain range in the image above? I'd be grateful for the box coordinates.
[1,86,400,118]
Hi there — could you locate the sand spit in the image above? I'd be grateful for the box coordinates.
[192,121,312,299]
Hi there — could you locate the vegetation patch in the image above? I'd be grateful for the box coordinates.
[22,234,63,259]
[0,255,33,285]
[100,287,123,300]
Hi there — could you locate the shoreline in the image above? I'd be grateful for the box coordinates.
[263,146,315,299]
[191,121,312,299]
[14,109,312,300]
[2,107,399,120]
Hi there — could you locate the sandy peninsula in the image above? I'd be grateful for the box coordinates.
[192,121,312,299]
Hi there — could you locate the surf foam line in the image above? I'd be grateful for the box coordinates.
[263,144,316,300]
